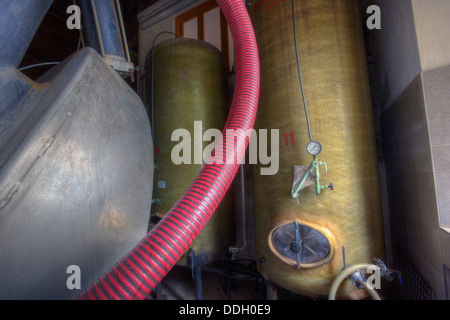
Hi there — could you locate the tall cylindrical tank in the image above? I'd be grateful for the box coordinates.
[145,38,234,264]
[249,0,385,299]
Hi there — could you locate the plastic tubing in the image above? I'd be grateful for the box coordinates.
[79,0,260,300]
[328,264,382,300]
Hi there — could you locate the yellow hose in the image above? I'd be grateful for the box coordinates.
[328,264,382,300]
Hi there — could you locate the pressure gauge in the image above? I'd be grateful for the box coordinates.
[306,141,322,156]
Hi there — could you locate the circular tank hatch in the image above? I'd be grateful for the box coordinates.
[269,221,333,269]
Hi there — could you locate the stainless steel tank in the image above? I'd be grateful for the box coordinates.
[0,48,153,299]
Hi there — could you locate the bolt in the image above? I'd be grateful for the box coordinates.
[290,242,301,253]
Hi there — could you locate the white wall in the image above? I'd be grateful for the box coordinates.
[412,0,450,72]
[361,0,422,111]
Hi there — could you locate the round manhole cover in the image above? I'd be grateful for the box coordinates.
[270,221,332,267]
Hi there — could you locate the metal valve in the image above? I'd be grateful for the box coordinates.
[289,221,302,270]
[374,258,403,284]
[351,270,367,289]
[313,161,334,195]
[291,159,334,198]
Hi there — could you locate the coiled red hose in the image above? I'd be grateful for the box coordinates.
[79,0,260,300]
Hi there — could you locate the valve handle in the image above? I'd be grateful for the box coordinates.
[294,221,301,270]
[313,160,327,172]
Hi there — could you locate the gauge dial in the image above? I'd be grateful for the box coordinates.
[306,141,322,156]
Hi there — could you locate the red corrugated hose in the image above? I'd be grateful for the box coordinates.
[79,0,260,300]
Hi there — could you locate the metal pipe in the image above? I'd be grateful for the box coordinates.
[76,0,100,53]
[193,263,203,300]
[291,161,314,199]
[79,0,134,75]
[229,164,247,257]
[0,0,53,67]
[73,0,85,49]
[93,0,125,57]
[89,0,105,56]
[114,0,131,63]
[342,245,347,269]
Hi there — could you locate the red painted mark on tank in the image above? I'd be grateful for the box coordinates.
[255,0,287,12]
[254,0,270,11]
[283,132,295,146]
[265,0,287,12]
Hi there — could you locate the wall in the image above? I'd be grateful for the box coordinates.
[423,66,450,228]
[363,0,450,299]
[381,73,444,299]
[362,0,422,111]
[412,0,450,72]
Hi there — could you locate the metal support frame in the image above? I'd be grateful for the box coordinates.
[188,250,208,300]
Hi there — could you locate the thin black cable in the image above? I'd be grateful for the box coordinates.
[291,0,312,142]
